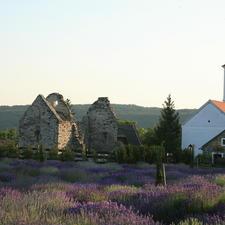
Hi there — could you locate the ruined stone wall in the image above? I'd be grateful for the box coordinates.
[46,93,72,121]
[19,95,59,149]
[58,121,72,149]
[84,97,118,153]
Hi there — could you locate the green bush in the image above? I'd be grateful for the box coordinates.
[180,148,193,165]
[197,152,212,165]
[0,141,18,158]
[0,146,7,157]
[114,144,141,164]
[125,145,140,164]
[7,145,19,158]
[48,148,59,160]
[114,144,166,164]
[114,145,126,163]
[92,149,98,162]
[60,148,75,161]
[20,147,33,159]
[32,146,46,162]
[142,145,159,164]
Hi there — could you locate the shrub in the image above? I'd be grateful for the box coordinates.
[154,145,166,186]
[180,148,193,165]
[60,148,75,161]
[114,145,140,164]
[20,147,33,159]
[197,152,212,165]
[7,146,19,158]
[48,148,59,160]
[142,145,159,164]
[92,150,98,162]
[38,145,45,162]
[32,146,46,162]
[114,145,127,164]
[0,141,18,158]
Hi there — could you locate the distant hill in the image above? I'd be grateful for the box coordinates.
[0,104,197,130]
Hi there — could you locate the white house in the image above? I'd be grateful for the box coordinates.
[182,65,225,155]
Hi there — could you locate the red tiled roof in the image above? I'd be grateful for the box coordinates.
[211,100,225,113]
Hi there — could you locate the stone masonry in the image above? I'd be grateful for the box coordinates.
[19,93,83,150]
[82,97,118,153]
[19,94,141,153]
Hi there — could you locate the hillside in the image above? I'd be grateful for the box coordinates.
[0,104,197,130]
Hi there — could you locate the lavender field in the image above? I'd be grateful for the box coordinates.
[1,159,225,225]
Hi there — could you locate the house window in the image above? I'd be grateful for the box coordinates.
[221,138,225,146]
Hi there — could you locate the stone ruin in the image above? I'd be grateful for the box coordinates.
[19,94,141,153]
[19,93,82,150]
[81,97,118,153]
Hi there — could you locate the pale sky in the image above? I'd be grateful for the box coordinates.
[1,0,225,109]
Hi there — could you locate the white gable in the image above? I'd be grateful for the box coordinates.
[184,101,225,128]
[182,101,225,155]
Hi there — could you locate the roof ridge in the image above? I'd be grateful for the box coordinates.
[210,99,225,114]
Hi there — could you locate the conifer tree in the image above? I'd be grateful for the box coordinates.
[154,95,181,162]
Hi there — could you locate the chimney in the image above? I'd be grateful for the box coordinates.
[223,65,225,102]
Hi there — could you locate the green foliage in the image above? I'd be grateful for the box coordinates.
[0,141,18,158]
[21,146,33,159]
[154,193,189,223]
[154,95,181,162]
[0,129,18,140]
[141,145,159,164]
[32,145,46,162]
[114,145,126,164]
[214,175,225,187]
[92,149,98,162]
[117,119,137,126]
[0,104,197,130]
[60,148,75,161]
[197,152,212,166]
[6,144,19,158]
[114,144,166,165]
[155,145,166,186]
[114,144,141,164]
[177,218,202,225]
[0,146,7,158]
[181,148,194,165]
[48,148,59,160]
[138,128,157,146]
[38,145,45,162]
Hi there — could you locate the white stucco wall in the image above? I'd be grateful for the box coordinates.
[182,102,225,155]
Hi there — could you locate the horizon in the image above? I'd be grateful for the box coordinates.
[0,99,198,110]
[1,0,225,108]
